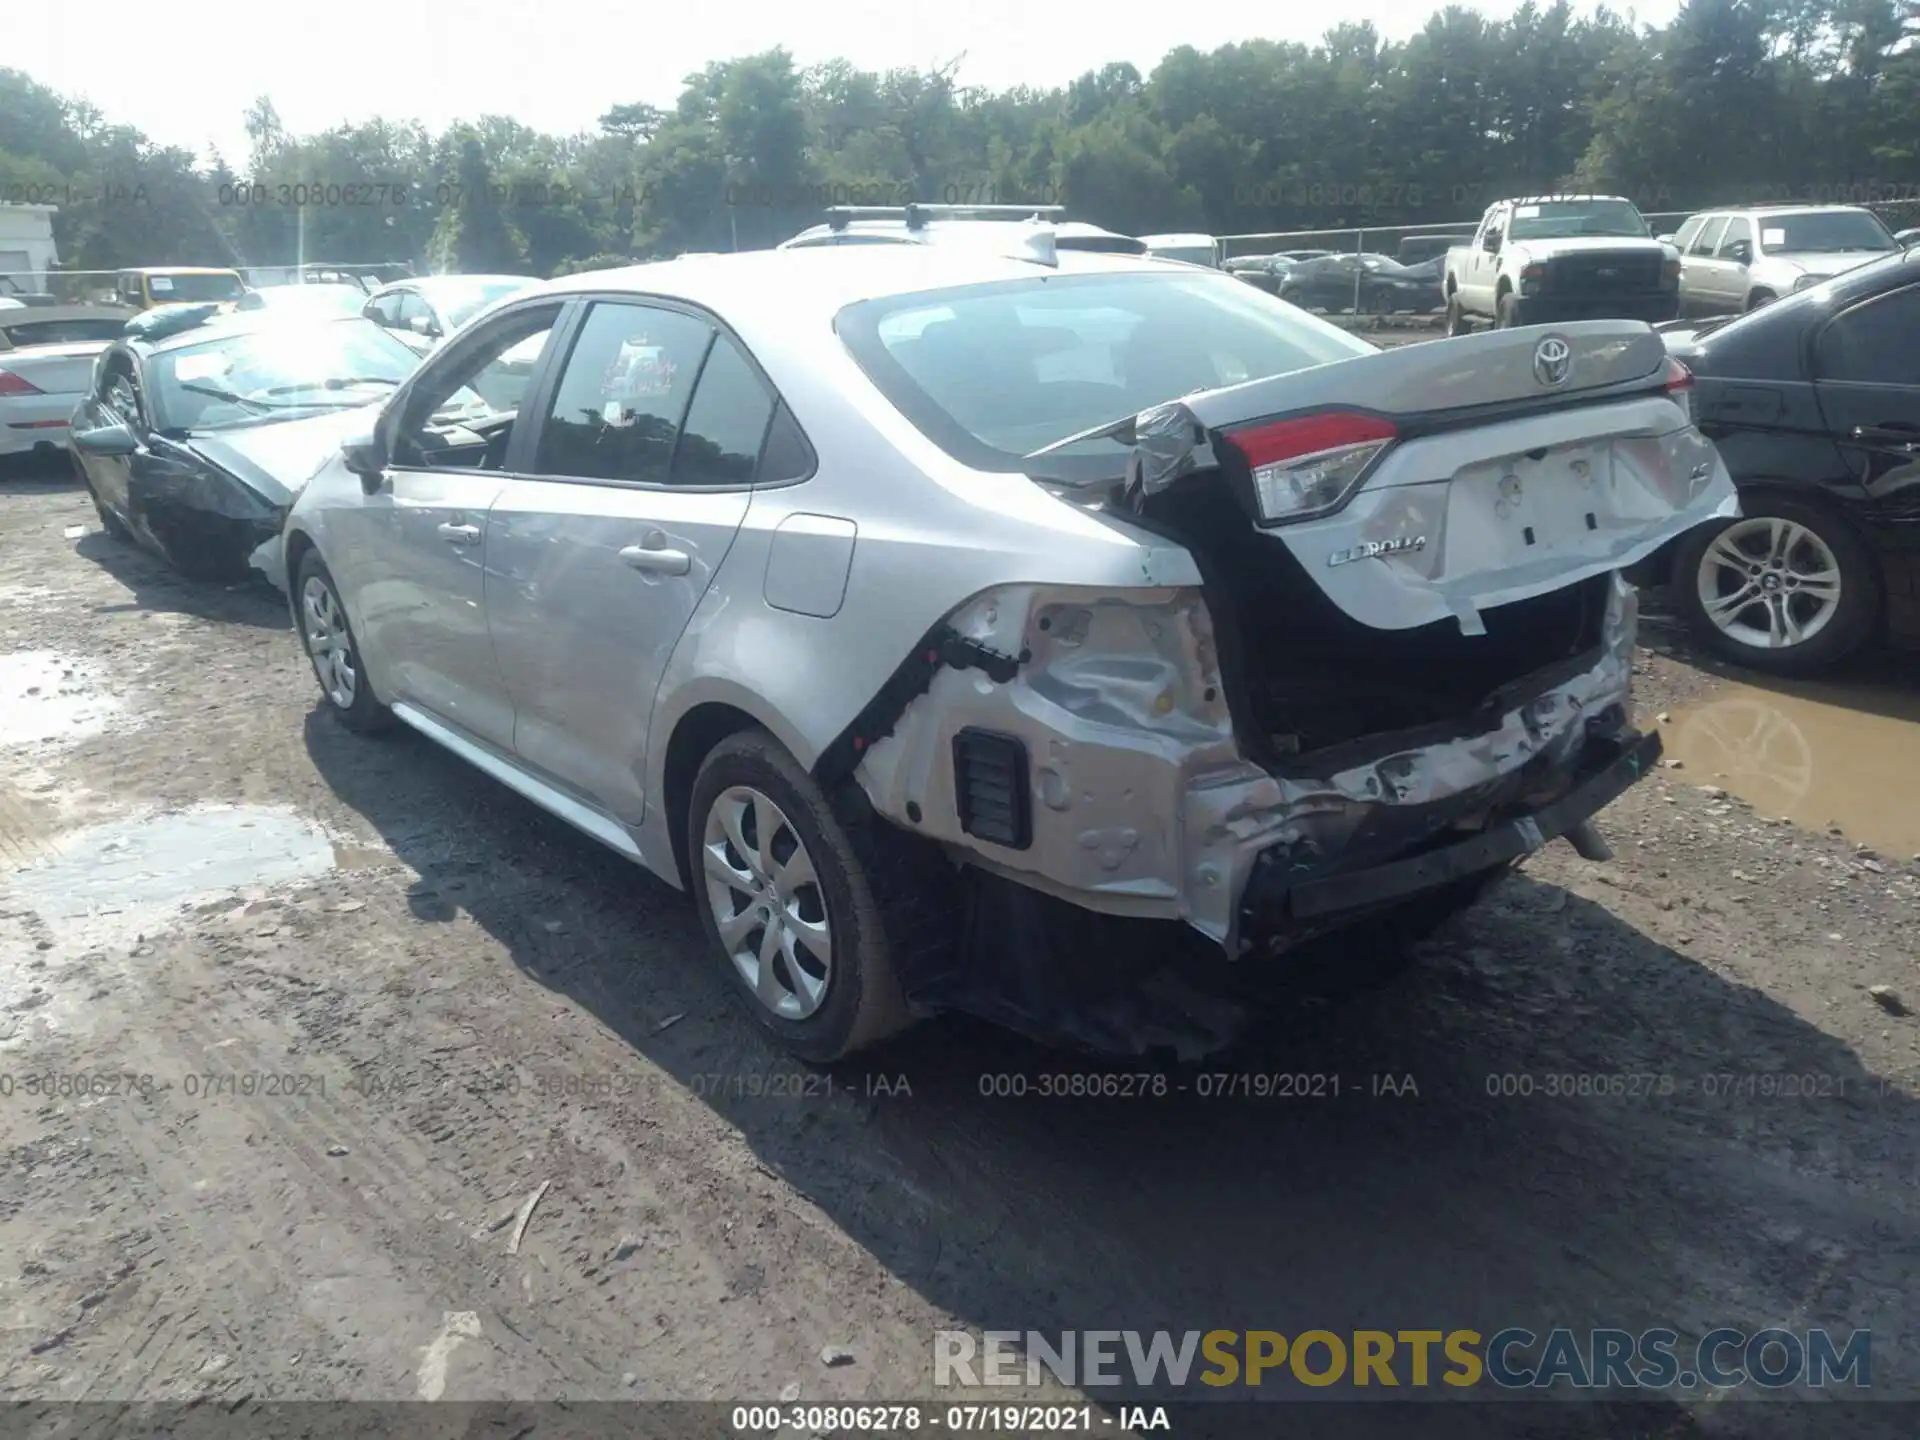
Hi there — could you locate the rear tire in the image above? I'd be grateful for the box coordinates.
[1746,289,1777,311]
[1673,497,1879,676]
[295,550,393,733]
[687,729,937,1063]
[1495,291,1522,328]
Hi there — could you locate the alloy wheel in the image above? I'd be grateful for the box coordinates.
[301,573,358,708]
[1694,516,1842,651]
[701,784,833,1020]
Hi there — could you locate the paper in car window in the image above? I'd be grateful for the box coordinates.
[172,352,230,382]
[1762,228,1786,246]
[1515,205,1542,218]
[149,276,174,292]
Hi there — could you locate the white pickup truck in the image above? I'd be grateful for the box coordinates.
[1444,196,1682,334]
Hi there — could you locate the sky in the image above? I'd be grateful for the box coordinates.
[15,0,1674,165]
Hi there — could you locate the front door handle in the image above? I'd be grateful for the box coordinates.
[437,522,481,545]
[620,542,692,576]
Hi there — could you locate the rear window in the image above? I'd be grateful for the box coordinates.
[1758,211,1895,255]
[146,272,247,303]
[1147,245,1216,267]
[3,318,127,346]
[836,271,1373,483]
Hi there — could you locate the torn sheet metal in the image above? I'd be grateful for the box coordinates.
[856,574,1641,958]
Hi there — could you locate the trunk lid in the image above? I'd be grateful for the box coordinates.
[0,341,111,398]
[1126,320,1736,636]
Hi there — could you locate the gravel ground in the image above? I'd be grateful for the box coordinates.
[2,459,1917,1438]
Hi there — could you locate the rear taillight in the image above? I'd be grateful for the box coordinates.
[1663,257,1682,284]
[1664,357,1694,424]
[0,368,43,397]
[1220,411,1398,525]
[1520,262,1547,281]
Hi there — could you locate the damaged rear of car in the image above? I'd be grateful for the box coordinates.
[826,270,1734,1052]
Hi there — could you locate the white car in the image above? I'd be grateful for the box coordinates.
[780,204,1147,256]
[362,275,540,356]
[285,239,1734,1060]
[1139,233,1220,268]
[0,304,136,461]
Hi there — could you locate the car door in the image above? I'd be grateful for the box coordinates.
[395,290,441,351]
[1705,217,1754,313]
[1467,205,1507,311]
[1669,216,1706,313]
[1681,216,1731,314]
[364,288,404,333]
[69,354,146,515]
[482,298,766,822]
[1812,283,1920,551]
[333,300,566,750]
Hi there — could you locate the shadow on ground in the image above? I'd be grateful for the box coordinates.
[302,706,1917,1439]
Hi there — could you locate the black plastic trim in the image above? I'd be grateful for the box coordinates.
[813,624,1023,787]
[1276,730,1661,921]
[952,728,1032,850]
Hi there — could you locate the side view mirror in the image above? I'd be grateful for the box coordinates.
[408,315,438,337]
[1727,240,1753,265]
[341,425,389,492]
[1482,230,1502,253]
[1656,233,1677,245]
[72,420,138,457]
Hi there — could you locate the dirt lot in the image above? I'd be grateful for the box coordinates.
[2,458,1918,1438]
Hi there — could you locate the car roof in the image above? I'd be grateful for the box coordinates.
[1508,194,1630,204]
[0,303,135,326]
[122,266,242,276]
[373,273,531,292]
[1693,204,1881,219]
[780,217,1142,249]
[537,244,1182,320]
[1140,233,1215,246]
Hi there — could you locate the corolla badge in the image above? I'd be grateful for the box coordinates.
[1328,535,1427,567]
[1532,334,1573,387]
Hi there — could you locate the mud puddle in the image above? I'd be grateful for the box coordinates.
[2,806,394,1036]
[1663,676,1920,859]
[0,651,122,749]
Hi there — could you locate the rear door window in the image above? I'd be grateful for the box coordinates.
[1816,286,1920,386]
[669,334,775,487]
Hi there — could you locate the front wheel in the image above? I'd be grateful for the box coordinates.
[1674,500,1880,675]
[688,729,940,1062]
[295,550,393,732]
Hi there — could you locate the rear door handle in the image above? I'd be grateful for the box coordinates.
[620,542,692,576]
[437,522,481,545]
[1851,425,1918,448]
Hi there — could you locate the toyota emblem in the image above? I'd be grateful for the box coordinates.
[1532,334,1573,387]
